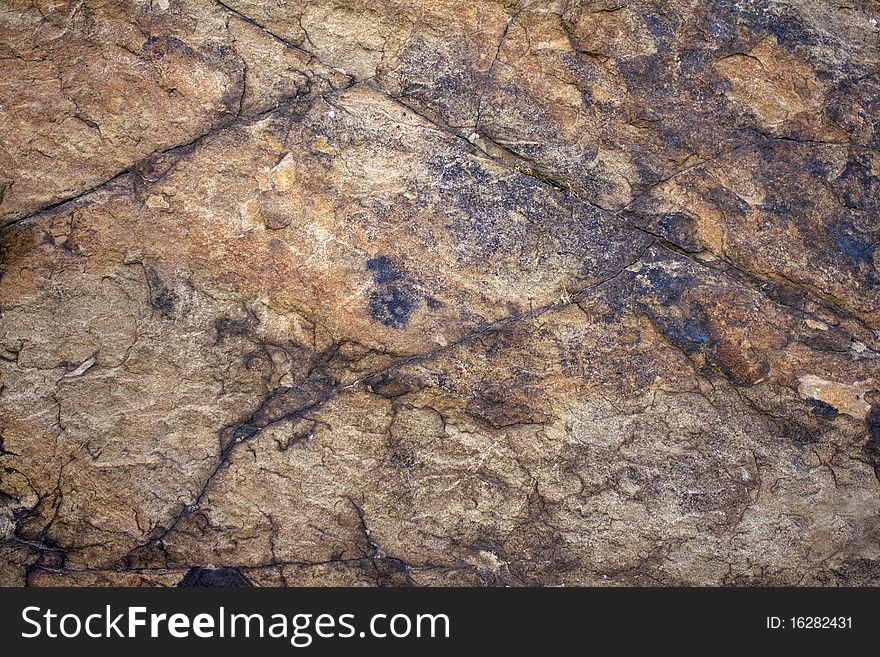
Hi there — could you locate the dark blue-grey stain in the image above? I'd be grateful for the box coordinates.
[367,255,401,284]
[683,319,710,344]
[177,567,251,587]
[367,256,418,328]
[827,221,876,266]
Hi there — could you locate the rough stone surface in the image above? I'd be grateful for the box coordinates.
[1,0,879,586]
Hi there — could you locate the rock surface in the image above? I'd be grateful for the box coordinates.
[1,0,879,586]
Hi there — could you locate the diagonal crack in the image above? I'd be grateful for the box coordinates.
[0,87,318,234]
[10,0,879,576]
[119,240,653,564]
[631,220,880,341]
[215,0,338,71]
[473,3,523,132]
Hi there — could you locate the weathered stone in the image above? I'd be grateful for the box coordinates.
[1,0,879,586]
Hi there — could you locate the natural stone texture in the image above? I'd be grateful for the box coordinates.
[1,0,879,586]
